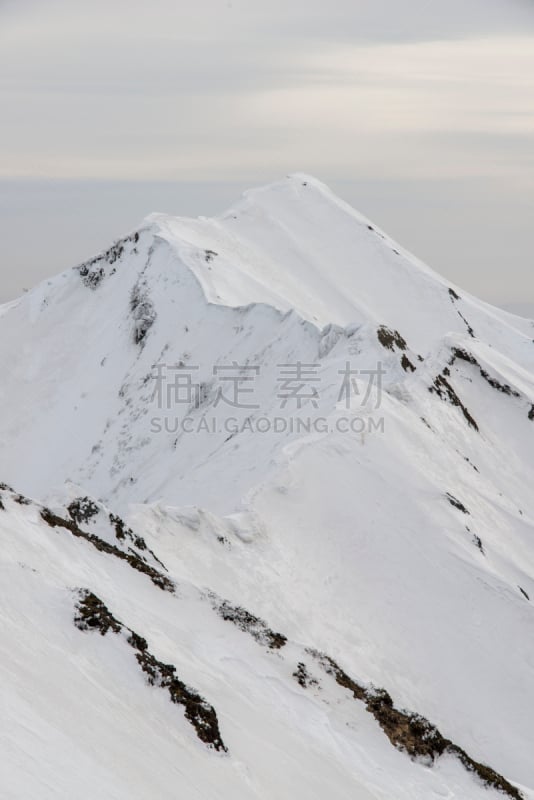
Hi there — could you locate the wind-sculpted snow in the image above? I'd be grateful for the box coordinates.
[0,174,533,511]
[0,176,534,799]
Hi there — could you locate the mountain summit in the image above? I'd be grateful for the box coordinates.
[1,176,533,799]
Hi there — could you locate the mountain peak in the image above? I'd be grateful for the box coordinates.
[1,174,534,800]
[140,176,531,358]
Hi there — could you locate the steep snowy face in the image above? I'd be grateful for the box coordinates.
[1,175,534,800]
[0,486,529,800]
[151,174,533,355]
[0,174,532,510]
[3,173,532,351]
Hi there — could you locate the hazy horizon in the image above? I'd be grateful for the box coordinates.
[1,0,533,314]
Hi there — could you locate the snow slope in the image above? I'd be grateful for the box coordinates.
[0,174,533,798]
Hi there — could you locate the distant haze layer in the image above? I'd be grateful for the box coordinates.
[0,0,533,313]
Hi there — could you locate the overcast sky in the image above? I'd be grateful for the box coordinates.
[1,0,533,314]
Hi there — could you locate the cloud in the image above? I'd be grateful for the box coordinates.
[1,8,534,181]
[1,0,533,310]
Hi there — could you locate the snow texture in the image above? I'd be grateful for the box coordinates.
[0,174,533,799]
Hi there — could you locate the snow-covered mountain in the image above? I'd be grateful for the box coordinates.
[1,174,533,799]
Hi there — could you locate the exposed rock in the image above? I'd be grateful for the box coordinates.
[75,590,227,751]
[41,508,174,592]
[309,650,522,799]
[210,595,287,650]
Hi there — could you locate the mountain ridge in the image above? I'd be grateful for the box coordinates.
[1,175,533,799]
